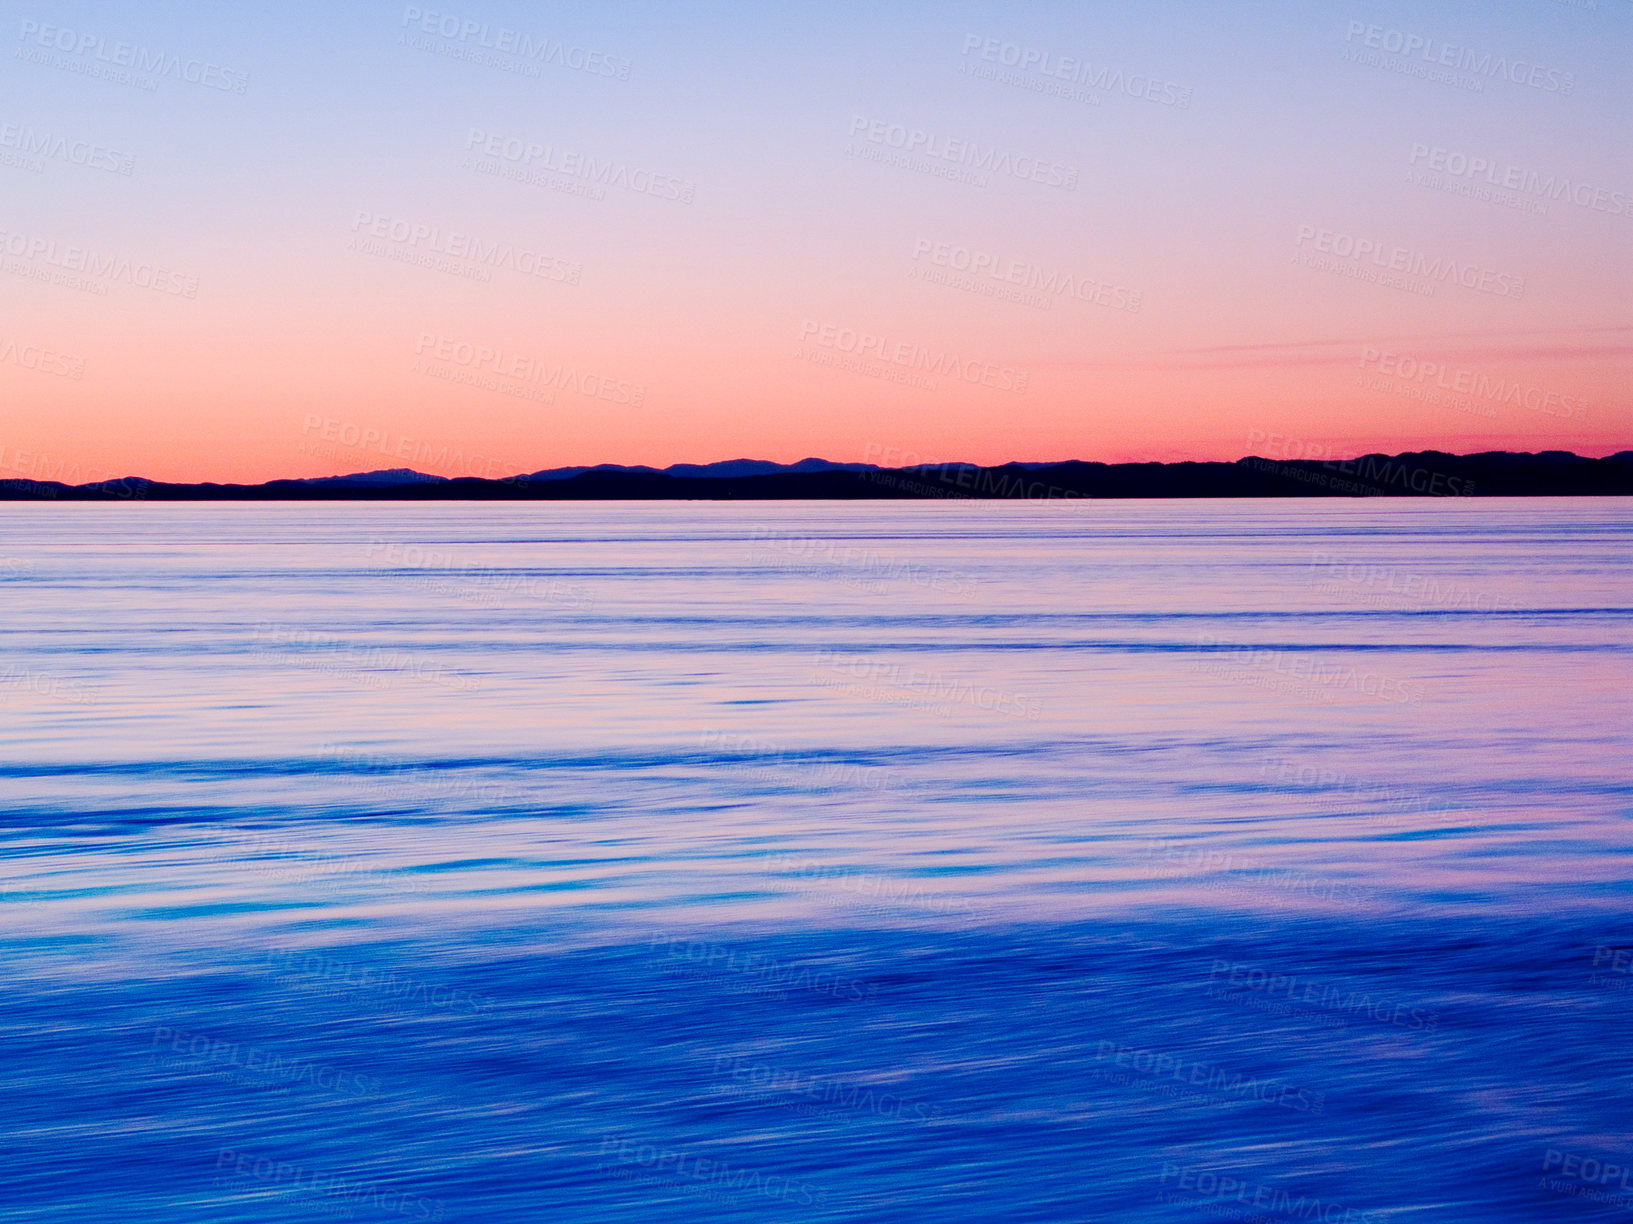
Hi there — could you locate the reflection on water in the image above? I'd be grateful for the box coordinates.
[1,499,1629,1220]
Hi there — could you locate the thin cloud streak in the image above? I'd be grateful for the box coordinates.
[1041,327,1633,372]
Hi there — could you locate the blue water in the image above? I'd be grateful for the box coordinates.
[1,499,1630,1221]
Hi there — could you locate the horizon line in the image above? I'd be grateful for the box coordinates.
[3,447,1633,499]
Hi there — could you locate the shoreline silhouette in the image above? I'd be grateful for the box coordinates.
[3,450,1631,500]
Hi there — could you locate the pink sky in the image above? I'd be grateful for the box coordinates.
[3,2,1628,483]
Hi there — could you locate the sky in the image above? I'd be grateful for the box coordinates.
[1,0,1629,483]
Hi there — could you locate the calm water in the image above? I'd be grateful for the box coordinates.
[1,499,1630,1221]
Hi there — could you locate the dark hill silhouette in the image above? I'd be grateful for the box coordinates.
[2,451,1630,500]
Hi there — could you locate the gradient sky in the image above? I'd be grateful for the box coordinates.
[1,0,1629,483]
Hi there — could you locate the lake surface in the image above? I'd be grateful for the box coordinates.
[1,498,1629,1221]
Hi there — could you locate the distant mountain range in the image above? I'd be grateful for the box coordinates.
[3,451,1631,500]
[297,457,889,488]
